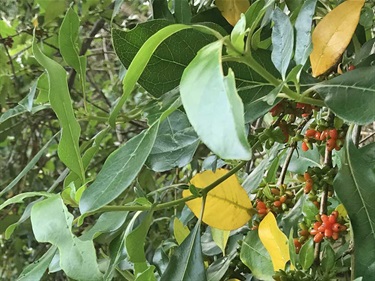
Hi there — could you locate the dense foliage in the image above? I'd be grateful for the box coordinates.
[1,0,374,280]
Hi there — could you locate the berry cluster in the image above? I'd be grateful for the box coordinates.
[310,211,347,242]
[301,126,346,152]
[270,101,316,118]
[302,166,337,195]
[293,222,310,254]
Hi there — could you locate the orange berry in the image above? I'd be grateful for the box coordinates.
[332,223,341,233]
[324,229,333,238]
[329,215,336,224]
[302,142,309,151]
[348,65,356,71]
[331,211,338,219]
[329,129,338,140]
[299,229,309,237]
[310,229,319,235]
[274,200,282,207]
[306,129,316,137]
[314,233,324,243]
[258,208,268,215]
[321,215,329,224]
[256,201,266,210]
[320,130,328,141]
[313,222,322,230]
[332,232,339,240]
[314,131,321,140]
[304,172,311,181]
[326,138,336,151]
[280,195,287,203]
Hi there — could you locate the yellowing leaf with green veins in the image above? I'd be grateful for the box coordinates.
[310,0,365,77]
[173,217,190,245]
[216,0,250,26]
[182,169,252,231]
[259,212,290,271]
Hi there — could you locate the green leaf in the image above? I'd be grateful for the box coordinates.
[175,0,192,24]
[79,121,159,214]
[104,230,127,280]
[211,227,230,256]
[321,243,335,273]
[312,66,375,125]
[0,192,53,212]
[80,211,128,240]
[230,13,246,53]
[6,201,37,239]
[161,221,206,281]
[152,0,174,21]
[288,145,321,174]
[0,132,58,197]
[146,110,199,172]
[32,34,85,181]
[299,238,314,270]
[288,230,298,267]
[30,195,103,280]
[59,8,86,99]
[271,7,294,80]
[112,20,217,98]
[125,210,155,278]
[240,230,274,281]
[302,199,319,221]
[17,246,57,281]
[207,252,236,281]
[173,217,190,245]
[280,195,305,240]
[180,40,251,160]
[294,0,317,66]
[36,0,67,23]
[334,138,375,280]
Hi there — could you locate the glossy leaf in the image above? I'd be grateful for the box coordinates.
[174,217,190,245]
[294,0,317,66]
[175,0,192,24]
[183,169,252,230]
[17,246,57,281]
[211,227,230,255]
[216,0,250,26]
[0,192,53,211]
[180,41,251,160]
[79,121,159,214]
[271,7,294,80]
[259,212,290,271]
[80,211,128,241]
[112,20,217,98]
[312,66,375,125]
[161,221,206,281]
[240,230,274,281]
[32,35,85,181]
[334,138,375,280]
[30,195,102,280]
[310,0,365,77]
[59,8,86,96]
[207,252,236,281]
[146,110,199,172]
[288,145,320,174]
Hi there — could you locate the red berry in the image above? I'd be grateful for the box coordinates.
[332,232,339,240]
[318,225,326,232]
[257,201,266,210]
[348,65,356,71]
[332,223,341,233]
[302,142,309,151]
[314,233,324,243]
[274,200,282,207]
[326,138,336,151]
[306,129,316,137]
[329,215,336,224]
[329,129,338,140]
[310,229,319,235]
[313,222,322,230]
[258,208,268,215]
[324,228,333,238]
[304,172,311,181]
[331,211,338,219]
[314,131,321,140]
[321,214,329,224]
[280,195,287,203]
[299,229,309,237]
[320,130,328,141]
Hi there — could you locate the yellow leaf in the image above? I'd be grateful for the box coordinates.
[310,0,365,77]
[216,0,250,26]
[258,213,290,271]
[183,169,252,231]
[335,204,348,218]
[173,217,190,245]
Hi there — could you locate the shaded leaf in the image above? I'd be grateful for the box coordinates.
[161,221,206,281]
[0,192,53,212]
[259,212,290,271]
[288,145,320,174]
[271,7,294,80]
[17,246,57,281]
[175,0,192,24]
[312,66,375,125]
[183,169,252,230]
[31,195,102,280]
[216,0,250,26]
[146,110,199,172]
[310,0,365,77]
[180,41,251,160]
[32,35,85,181]
[240,230,274,281]
[334,138,375,280]
[79,121,159,214]
[299,238,314,270]
[207,251,236,281]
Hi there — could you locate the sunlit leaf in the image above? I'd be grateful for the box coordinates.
[182,169,252,231]
[30,195,103,280]
[259,212,290,271]
[310,0,365,77]
[180,41,252,160]
[216,0,250,26]
[211,227,230,255]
